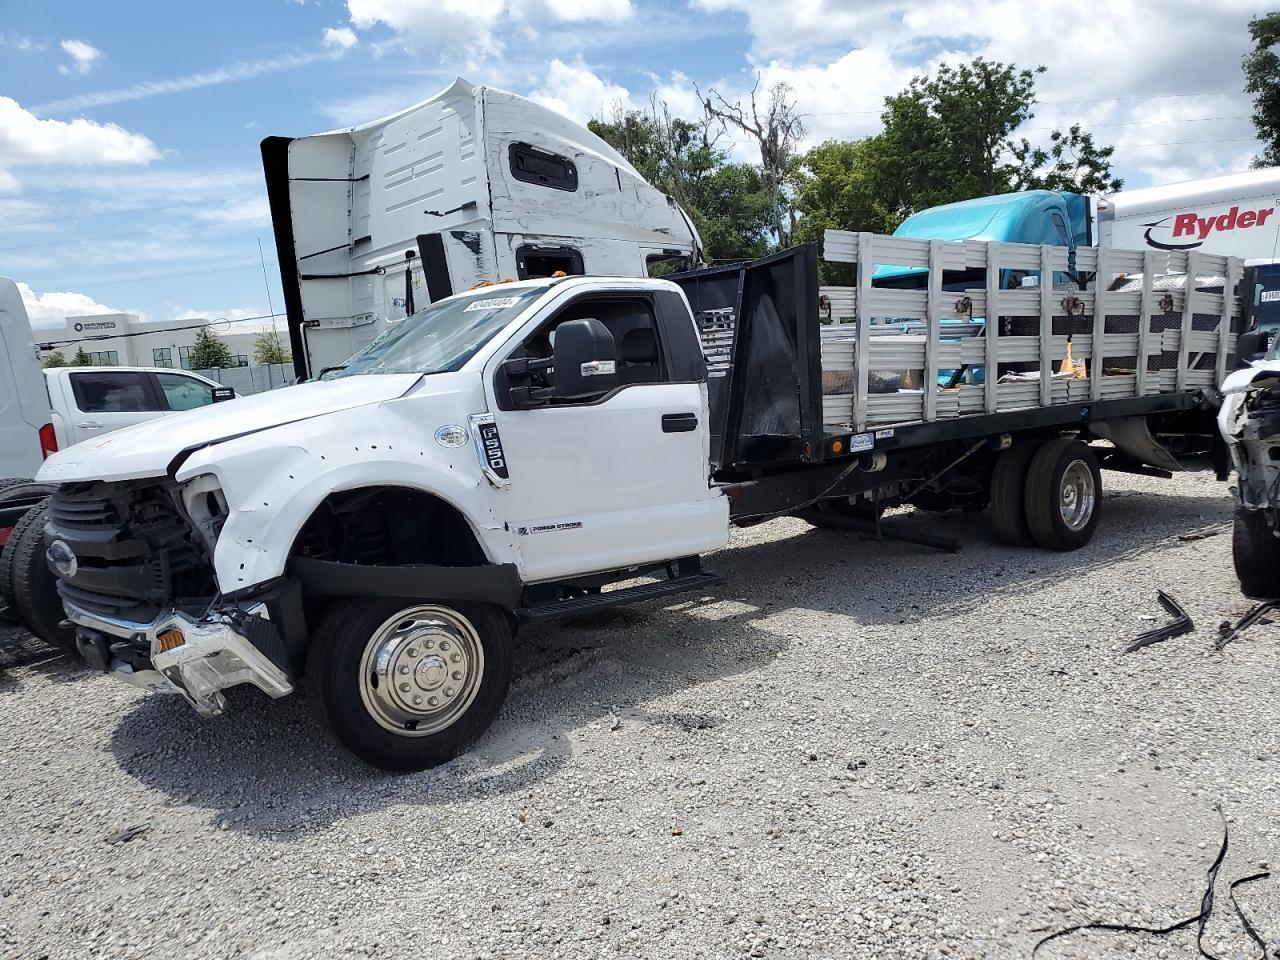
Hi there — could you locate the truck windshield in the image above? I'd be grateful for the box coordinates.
[337,288,545,377]
[1252,264,1280,336]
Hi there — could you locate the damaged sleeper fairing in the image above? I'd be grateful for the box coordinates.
[1218,350,1280,598]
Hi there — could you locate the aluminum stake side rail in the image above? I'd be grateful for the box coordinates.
[36,235,1245,770]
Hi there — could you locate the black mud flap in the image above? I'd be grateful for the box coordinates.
[288,558,522,609]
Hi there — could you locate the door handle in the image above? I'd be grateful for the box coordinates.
[76,421,104,429]
[661,413,698,433]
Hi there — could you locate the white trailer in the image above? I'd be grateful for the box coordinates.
[262,78,701,379]
[1098,167,1280,262]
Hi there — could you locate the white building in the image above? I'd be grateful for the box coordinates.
[36,313,280,370]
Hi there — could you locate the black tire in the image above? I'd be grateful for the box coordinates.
[1024,438,1103,551]
[304,598,513,772]
[5,501,76,654]
[0,478,56,553]
[1232,507,1280,599]
[989,441,1042,546]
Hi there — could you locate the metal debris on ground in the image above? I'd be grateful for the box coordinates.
[1031,809,1271,958]
[1176,527,1224,542]
[104,825,149,845]
[1125,591,1194,653]
[1215,601,1280,651]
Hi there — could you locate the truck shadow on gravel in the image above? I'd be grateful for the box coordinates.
[712,483,1233,627]
[107,478,1226,838]
[107,600,787,839]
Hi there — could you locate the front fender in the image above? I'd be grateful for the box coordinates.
[175,403,513,592]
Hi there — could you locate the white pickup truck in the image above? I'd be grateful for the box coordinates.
[35,237,1245,770]
[44,366,234,449]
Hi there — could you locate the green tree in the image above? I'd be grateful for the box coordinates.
[1244,11,1280,167]
[590,100,772,263]
[186,327,234,370]
[792,139,900,280]
[252,330,291,365]
[41,351,67,368]
[1010,124,1122,194]
[70,347,92,366]
[792,57,1122,263]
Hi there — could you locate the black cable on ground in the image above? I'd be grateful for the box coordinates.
[1031,808,1271,958]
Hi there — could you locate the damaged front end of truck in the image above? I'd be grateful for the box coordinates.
[45,477,303,716]
[1219,354,1280,599]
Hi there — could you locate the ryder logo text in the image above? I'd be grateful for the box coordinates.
[1144,205,1275,250]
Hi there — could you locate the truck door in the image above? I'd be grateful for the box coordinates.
[62,370,165,446]
[485,287,727,582]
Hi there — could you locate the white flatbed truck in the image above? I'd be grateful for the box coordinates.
[33,233,1245,770]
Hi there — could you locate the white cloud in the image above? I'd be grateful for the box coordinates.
[346,0,507,47]
[1,34,46,52]
[33,49,344,114]
[0,98,159,185]
[16,281,122,331]
[323,26,359,50]
[58,38,103,75]
[0,169,19,193]
[539,0,632,22]
[344,0,633,50]
[690,0,1262,184]
[191,195,272,224]
[528,57,635,123]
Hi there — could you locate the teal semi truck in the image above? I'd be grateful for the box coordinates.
[879,170,1280,358]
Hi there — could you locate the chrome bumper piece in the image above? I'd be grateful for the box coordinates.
[64,603,294,716]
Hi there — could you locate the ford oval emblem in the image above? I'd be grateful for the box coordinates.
[434,424,469,448]
[46,539,78,578]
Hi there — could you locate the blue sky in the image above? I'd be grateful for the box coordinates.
[0,0,1265,331]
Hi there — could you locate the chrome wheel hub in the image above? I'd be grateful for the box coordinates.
[358,606,484,737]
[1059,460,1096,532]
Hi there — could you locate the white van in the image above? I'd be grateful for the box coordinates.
[0,278,56,481]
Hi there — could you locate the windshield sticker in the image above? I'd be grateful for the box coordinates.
[465,296,523,312]
[1261,290,1280,303]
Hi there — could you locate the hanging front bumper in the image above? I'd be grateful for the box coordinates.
[63,602,294,716]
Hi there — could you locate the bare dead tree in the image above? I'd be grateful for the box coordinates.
[649,93,721,209]
[698,76,805,246]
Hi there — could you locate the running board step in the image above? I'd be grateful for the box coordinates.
[517,571,724,624]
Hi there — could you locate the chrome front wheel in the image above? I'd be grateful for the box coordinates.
[359,606,485,737]
[306,598,513,772]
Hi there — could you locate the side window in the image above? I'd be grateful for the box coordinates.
[646,253,691,277]
[506,296,666,406]
[69,372,156,413]
[156,373,216,411]
[1050,212,1072,246]
[508,143,578,192]
[516,245,583,279]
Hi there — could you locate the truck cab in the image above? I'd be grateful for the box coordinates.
[874,190,1089,290]
[262,79,701,382]
[37,276,726,770]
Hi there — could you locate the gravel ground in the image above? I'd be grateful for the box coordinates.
[1,468,1277,960]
